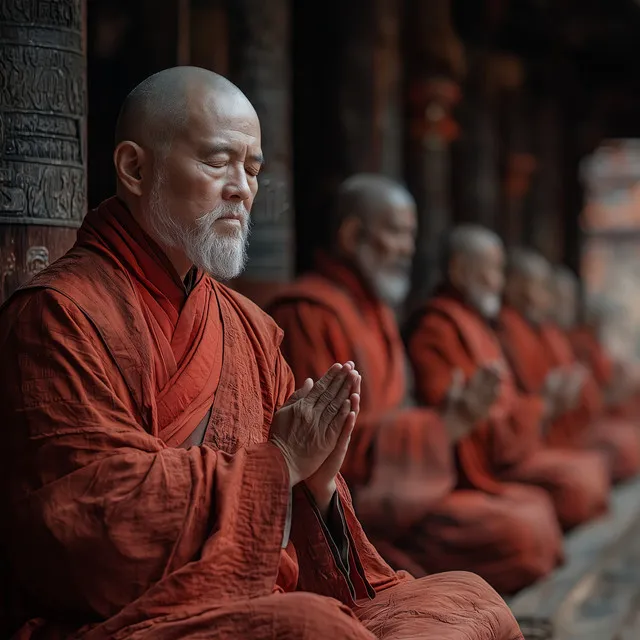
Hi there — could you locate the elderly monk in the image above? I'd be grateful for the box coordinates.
[269,175,562,594]
[406,225,610,530]
[498,249,640,482]
[0,69,523,640]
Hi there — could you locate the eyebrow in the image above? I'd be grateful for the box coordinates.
[205,143,264,165]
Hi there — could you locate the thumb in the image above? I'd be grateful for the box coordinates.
[283,378,313,408]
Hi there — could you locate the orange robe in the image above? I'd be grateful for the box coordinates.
[499,307,639,481]
[538,322,640,482]
[269,256,562,594]
[499,307,591,448]
[0,199,523,640]
[570,325,640,420]
[407,289,610,530]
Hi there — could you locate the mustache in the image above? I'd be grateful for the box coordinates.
[196,202,250,227]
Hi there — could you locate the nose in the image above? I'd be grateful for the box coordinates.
[221,164,252,202]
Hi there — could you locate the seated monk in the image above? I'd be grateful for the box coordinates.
[406,225,610,531]
[268,175,562,594]
[559,269,640,421]
[0,69,524,640]
[499,249,640,482]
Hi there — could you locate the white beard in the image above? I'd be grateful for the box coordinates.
[148,176,250,281]
[356,243,411,306]
[468,289,501,319]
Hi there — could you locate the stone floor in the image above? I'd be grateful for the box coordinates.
[508,476,640,640]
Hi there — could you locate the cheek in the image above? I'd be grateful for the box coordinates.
[167,164,223,205]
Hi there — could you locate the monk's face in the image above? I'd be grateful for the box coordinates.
[354,198,417,305]
[143,86,262,280]
[507,271,552,325]
[454,244,505,318]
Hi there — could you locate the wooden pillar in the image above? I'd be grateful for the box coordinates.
[405,0,464,304]
[0,0,87,301]
[525,95,563,261]
[452,52,499,229]
[498,87,536,249]
[227,0,293,306]
[292,0,402,274]
[190,0,228,75]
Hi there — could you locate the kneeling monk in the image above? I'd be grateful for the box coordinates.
[0,69,523,640]
[406,225,610,530]
[269,175,562,594]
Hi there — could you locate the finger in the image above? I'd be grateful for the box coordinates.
[313,363,354,413]
[350,392,361,416]
[320,372,357,427]
[306,363,343,403]
[318,408,356,473]
[336,410,356,451]
[353,371,362,397]
[324,398,352,448]
[283,378,313,407]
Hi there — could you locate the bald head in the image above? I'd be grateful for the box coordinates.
[333,174,415,233]
[507,248,551,280]
[445,225,505,318]
[115,66,252,155]
[333,174,417,306]
[113,67,262,282]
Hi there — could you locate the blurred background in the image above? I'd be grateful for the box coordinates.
[4,0,640,355]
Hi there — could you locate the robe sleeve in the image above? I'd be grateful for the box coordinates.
[0,289,291,618]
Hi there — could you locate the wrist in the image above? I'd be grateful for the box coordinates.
[305,477,337,517]
[269,440,302,488]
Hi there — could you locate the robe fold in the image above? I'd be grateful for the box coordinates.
[269,256,562,594]
[0,198,523,640]
[406,289,610,530]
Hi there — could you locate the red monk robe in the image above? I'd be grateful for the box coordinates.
[269,256,562,594]
[407,288,610,531]
[0,198,524,640]
[539,320,639,481]
[499,306,640,481]
[570,325,640,421]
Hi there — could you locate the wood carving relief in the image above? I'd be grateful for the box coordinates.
[0,0,86,302]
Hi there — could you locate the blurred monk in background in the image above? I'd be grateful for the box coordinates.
[406,225,610,531]
[269,174,562,594]
[0,69,524,640]
[557,268,640,421]
[499,249,640,482]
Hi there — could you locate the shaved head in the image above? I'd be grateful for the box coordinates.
[333,173,415,234]
[506,248,552,281]
[115,66,249,156]
[445,225,505,318]
[445,225,503,267]
[333,174,417,306]
[113,66,262,282]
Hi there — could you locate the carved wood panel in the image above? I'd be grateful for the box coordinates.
[0,0,86,301]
